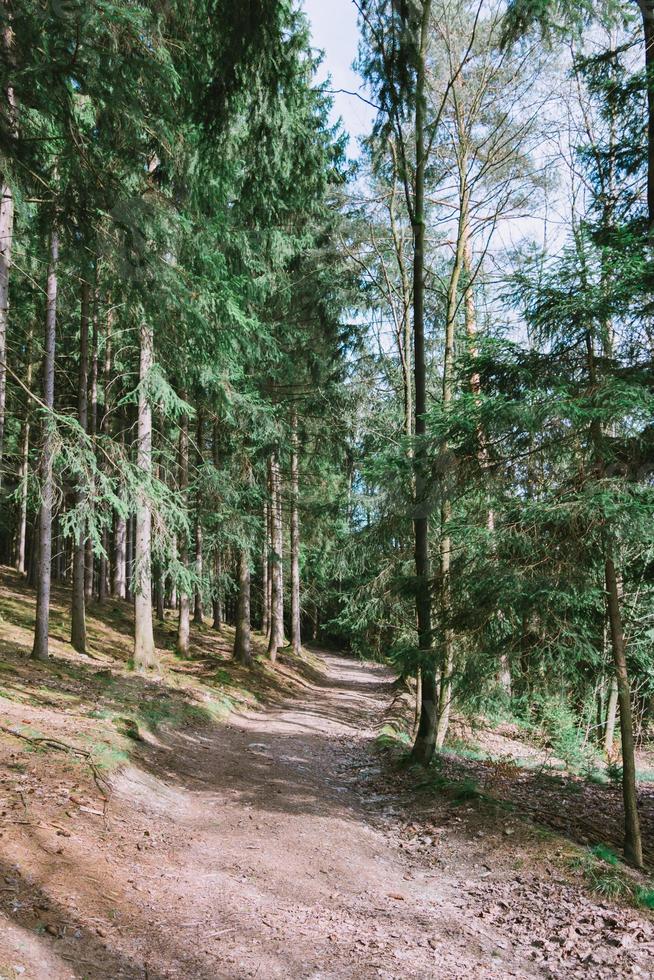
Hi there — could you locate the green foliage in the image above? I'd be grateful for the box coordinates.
[451,777,484,803]
[376,725,412,749]
[635,886,654,911]
[535,696,600,773]
[606,758,624,785]
[571,847,634,902]
[590,843,620,866]
[570,846,654,911]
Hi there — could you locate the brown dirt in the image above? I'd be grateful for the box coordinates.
[428,720,654,868]
[0,569,653,979]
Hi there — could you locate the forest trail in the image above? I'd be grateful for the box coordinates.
[2,647,653,980]
[0,650,535,980]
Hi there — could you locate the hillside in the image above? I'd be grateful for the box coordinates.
[0,569,653,979]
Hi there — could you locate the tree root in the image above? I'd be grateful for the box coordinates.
[0,724,111,812]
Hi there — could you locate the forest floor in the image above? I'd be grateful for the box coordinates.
[0,566,653,979]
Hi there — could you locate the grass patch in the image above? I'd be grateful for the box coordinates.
[451,777,483,803]
[635,886,654,910]
[587,770,610,785]
[85,741,130,772]
[590,843,620,866]
[414,768,485,804]
[376,723,411,749]
[569,845,654,907]
[441,737,486,761]
[136,698,211,730]
[215,667,238,687]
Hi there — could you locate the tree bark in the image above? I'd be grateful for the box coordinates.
[193,411,204,625]
[434,212,466,749]
[84,293,99,601]
[31,226,59,662]
[212,550,223,630]
[16,328,33,576]
[113,413,128,599]
[0,175,13,487]
[233,547,253,667]
[114,512,127,598]
[583,244,642,867]
[605,554,643,867]
[155,563,165,621]
[267,502,273,634]
[176,405,190,656]
[98,304,112,602]
[388,136,413,443]
[133,322,157,670]
[604,675,619,756]
[262,499,270,637]
[267,452,284,663]
[71,280,91,653]
[411,0,436,765]
[211,421,223,631]
[637,1,654,231]
[290,410,301,654]
[0,14,17,489]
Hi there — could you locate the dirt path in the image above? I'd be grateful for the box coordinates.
[108,651,532,979]
[1,650,652,978]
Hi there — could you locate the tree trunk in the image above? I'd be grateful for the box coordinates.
[212,550,223,630]
[98,305,112,602]
[193,411,204,625]
[127,515,138,602]
[267,498,273,635]
[193,523,203,624]
[16,415,30,575]
[31,226,59,662]
[176,405,190,656]
[0,16,17,489]
[155,563,165,622]
[84,294,99,601]
[262,499,270,637]
[411,0,436,764]
[605,554,643,867]
[28,522,38,588]
[211,420,223,631]
[0,174,13,487]
[71,280,90,653]
[434,166,469,752]
[583,264,642,866]
[233,548,253,667]
[604,675,619,756]
[112,413,127,599]
[114,512,127,598]
[290,410,301,654]
[16,328,33,576]
[53,520,63,582]
[267,452,284,663]
[388,136,413,444]
[133,322,157,670]
[639,1,654,231]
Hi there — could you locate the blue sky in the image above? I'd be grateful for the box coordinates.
[301,0,376,152]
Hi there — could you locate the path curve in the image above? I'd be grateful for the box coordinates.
[103,650,535,979]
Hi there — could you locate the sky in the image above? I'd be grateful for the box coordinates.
[301,0,376,153]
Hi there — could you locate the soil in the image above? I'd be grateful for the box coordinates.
[0,654,651,980]
[0,571,653,978]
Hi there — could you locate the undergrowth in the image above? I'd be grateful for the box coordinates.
[569,845,654,909]
[376,723,411,749]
